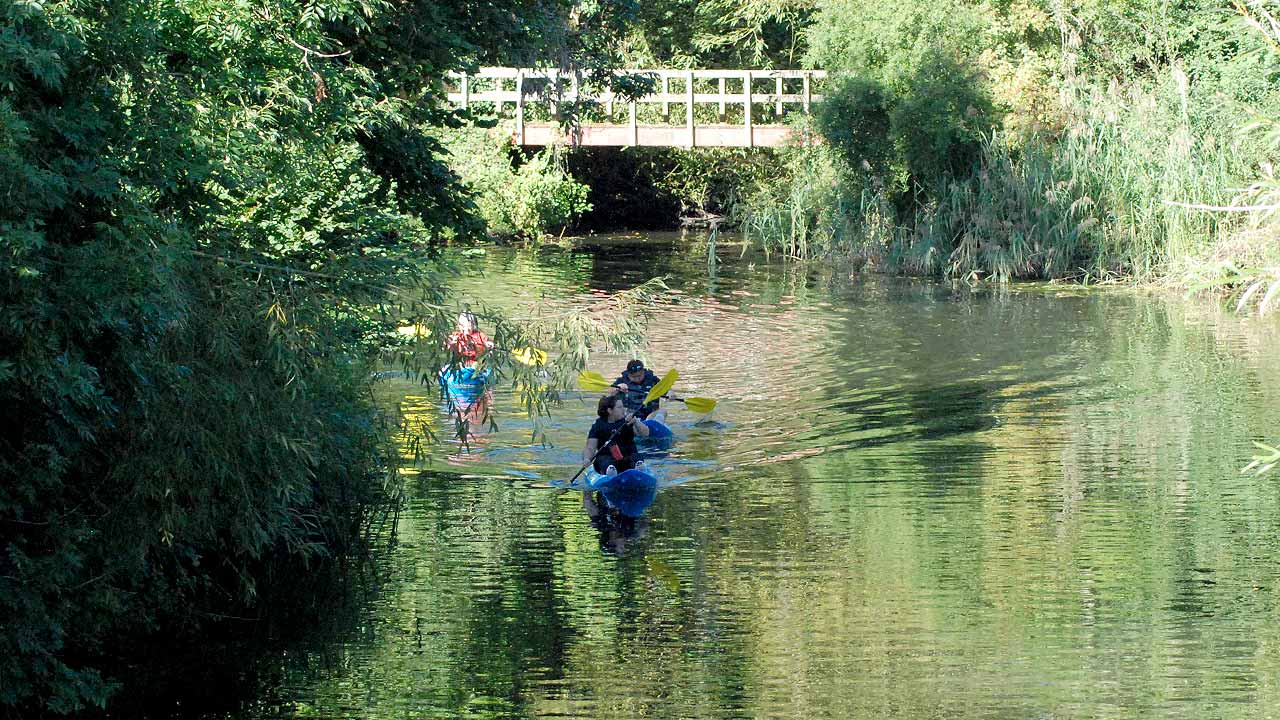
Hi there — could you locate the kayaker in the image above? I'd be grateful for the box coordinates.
[608,359,674,424]
[445,311,493,367]
[583,394,650,476]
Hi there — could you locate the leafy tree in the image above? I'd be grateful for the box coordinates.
[440,127,592,239]
[815,77,895,180]
[0,0,642,714]
[613,0,814,68]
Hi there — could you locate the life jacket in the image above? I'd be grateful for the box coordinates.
[612,370,660,413]
[447,330,490,363]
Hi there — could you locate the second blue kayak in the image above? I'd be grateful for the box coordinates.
[639,418,674,449]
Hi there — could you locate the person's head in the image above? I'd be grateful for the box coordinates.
[597,393,625,420]
[456,311,477,333]
[625,359,646,383]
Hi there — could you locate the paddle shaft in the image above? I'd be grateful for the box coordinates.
[584,384,710,408]
[589,385,685,405]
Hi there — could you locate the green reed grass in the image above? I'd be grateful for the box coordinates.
[743,76,1259,282]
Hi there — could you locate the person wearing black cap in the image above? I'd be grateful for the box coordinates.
[609,359,666,423]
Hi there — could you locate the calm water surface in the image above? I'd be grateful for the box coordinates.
[246,233,1280,720]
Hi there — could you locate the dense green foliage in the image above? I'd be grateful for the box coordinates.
[617,0,813,68]
[441,127,592,239]
[736,0,1280,282]
[0,0,642,714]
[8,0,1280,712]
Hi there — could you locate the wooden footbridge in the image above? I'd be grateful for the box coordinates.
[446,68,826,148]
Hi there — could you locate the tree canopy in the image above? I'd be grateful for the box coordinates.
[1,0,646,713]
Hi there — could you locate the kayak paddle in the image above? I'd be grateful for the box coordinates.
[576,369,716,413]
[511,347,548,366]
[643,369,679,406]
[576,370,612,391]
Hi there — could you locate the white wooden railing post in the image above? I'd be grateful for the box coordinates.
[629,99,638,147]
[461,75,469,109]
[718,76,726,120]
[803,72,812,145]
[686,71,695,147]
[515,69,524,145]
[776,76,783,116]
[744,71,753,148]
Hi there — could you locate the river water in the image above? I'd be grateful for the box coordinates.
[245,233,1280,720]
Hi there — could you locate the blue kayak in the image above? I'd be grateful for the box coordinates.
[439,365,490,399]
[584,467,658,518]
[639,418,674,449]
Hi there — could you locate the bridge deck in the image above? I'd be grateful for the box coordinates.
[517,123,818,148]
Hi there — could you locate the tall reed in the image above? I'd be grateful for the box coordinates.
[737,148,890,262]
[745,75,1258,282]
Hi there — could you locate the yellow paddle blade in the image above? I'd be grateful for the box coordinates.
[681,396,717,414]
[511,347,547,366]
[644,369,679,406]
[396,324,430,337]
[576,370,612,392]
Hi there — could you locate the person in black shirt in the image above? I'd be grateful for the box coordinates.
[583,394,650,475]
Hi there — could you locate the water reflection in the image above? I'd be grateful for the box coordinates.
[240,236,1280,720]
[582,490,651,557]
[443,389,494,462]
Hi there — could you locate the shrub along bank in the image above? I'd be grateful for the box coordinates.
[441,127,592,239]
[734,0,1280,286]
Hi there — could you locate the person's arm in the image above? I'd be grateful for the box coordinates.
[630,414,650,438]
[583,437,600,465]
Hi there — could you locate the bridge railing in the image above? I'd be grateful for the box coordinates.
[445,67,827,148]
